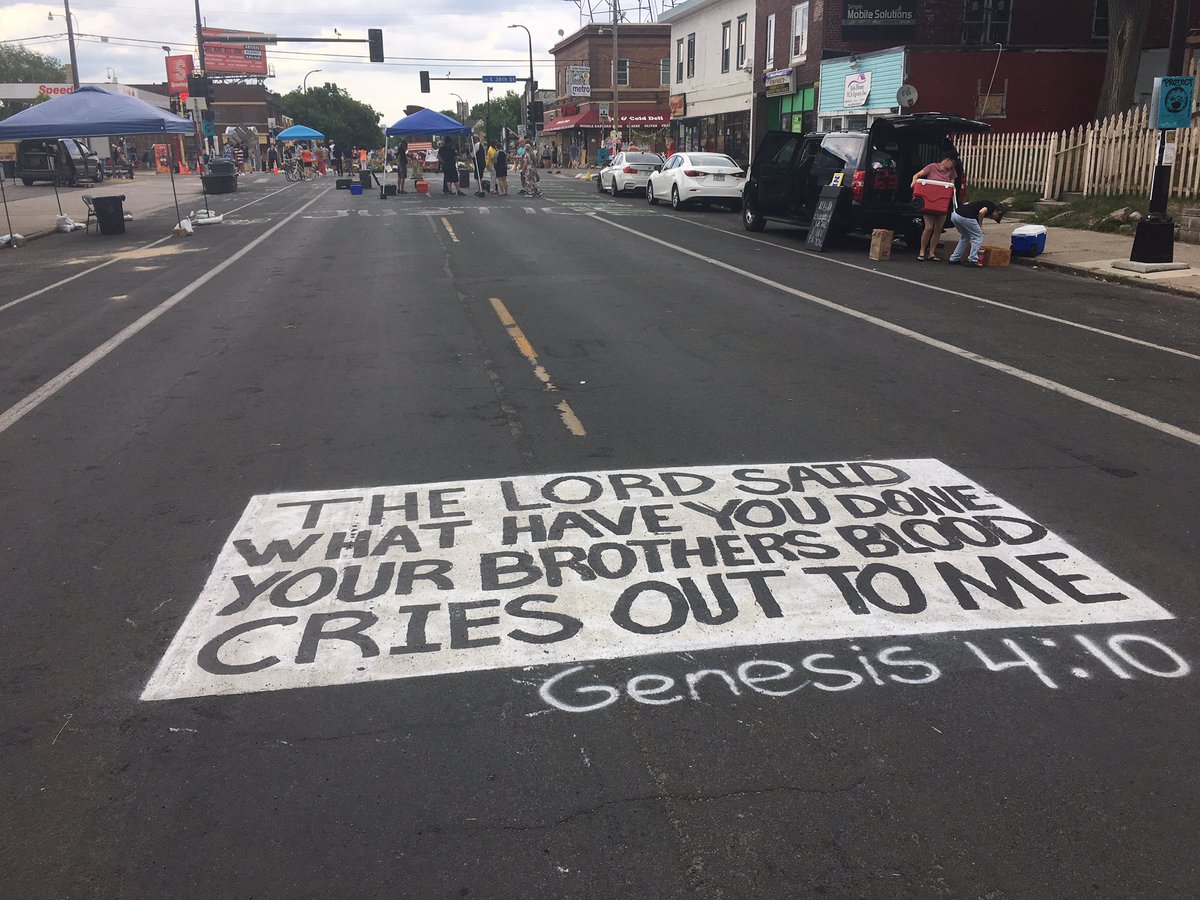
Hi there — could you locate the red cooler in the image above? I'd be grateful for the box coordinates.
[912,178,956,213]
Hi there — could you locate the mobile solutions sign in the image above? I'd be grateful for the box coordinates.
[843,1,917,40]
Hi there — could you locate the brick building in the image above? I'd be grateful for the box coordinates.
[753,0,1199,147]
[545,23,672,161]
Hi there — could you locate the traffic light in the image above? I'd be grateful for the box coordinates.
[170,97,181,114]
[529,100,544,125]
[187,73,214,107]
[368,28,384,63]
[419,70,430,93]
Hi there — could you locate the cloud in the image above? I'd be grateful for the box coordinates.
[1,0,598,124]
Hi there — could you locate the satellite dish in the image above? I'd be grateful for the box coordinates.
[897,84,918,109]
[558,29,565,36]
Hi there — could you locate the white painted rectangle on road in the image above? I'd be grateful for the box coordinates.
[142,460,1171,700]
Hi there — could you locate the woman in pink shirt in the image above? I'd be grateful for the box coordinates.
[912,155,960,261]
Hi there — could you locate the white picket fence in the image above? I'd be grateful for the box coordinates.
[955,63,1200,200]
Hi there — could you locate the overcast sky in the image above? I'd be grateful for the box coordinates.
[0,1,610,124]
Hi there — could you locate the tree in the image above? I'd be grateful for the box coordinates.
[1096,0,1152,118]
[468,91,521,143]
[0,45,67,120]
[280,84,384,148]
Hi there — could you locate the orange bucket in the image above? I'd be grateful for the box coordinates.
[415,180,429,194]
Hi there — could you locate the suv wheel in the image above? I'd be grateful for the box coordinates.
[742,196,766,232]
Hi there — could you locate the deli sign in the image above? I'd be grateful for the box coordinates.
[843,1,917,39]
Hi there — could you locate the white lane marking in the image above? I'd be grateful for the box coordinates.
[593,215,1200,449]
[1,183,298,315]
[0,188,331,437]
[667,215,1200,363]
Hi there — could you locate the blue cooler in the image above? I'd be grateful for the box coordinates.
[349,182,364,196]
[1011,224,1047,256]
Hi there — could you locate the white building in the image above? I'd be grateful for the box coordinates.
[659,0,755,163]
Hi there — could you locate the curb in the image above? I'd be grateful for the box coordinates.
[1011,253,1200,301]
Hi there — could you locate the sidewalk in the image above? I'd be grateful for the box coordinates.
[1,171,277,241]
[987,220,1200,298]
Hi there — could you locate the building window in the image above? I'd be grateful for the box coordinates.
[791,3,809,61]
[660,57,670,85]
[687,33,696,78]
[616,58,630,86]
[737,15,748,70]
[765,14,776,68]
[1093,0,1109,38]
[963,0,1012,45]
[722,22,732,74]
[677,38,684,82]
[977,78,1008,117]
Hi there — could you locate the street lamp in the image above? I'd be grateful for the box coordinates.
[507,24,534,137]
[302,69,322,92]
[450,92,466,124]
[47,3,80,88]
[486,85,493,145]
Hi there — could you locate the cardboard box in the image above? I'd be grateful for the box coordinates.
[869,229,893,261]
[981,244,1011,267]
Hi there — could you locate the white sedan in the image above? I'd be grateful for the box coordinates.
[597,151,664,196]
[646,152,746,209]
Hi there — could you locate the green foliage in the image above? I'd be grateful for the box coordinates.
[468,91,521,143]
[0,45,67,120]
[1026,192,1184,232]
[280,84,384,149]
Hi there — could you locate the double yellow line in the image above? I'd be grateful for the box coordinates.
[489,298,586,437]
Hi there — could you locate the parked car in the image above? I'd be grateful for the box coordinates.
[597,151,664,196]
[740,114,990,247]
[647,152,745,209]
[18,138,104,187]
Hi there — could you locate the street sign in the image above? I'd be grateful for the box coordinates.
[482,75,518,83]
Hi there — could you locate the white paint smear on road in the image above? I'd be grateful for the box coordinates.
[142,459,1171,701]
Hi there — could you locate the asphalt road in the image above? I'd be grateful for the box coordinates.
[2,171,1199,898]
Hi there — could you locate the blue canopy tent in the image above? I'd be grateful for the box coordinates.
[385,108,472,137]
[0,86,194,241]
[274,124,325,141]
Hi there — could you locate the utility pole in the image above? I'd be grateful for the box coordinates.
[1130,0,1191,264]
[62,0,80,89]
[612,2,620,147]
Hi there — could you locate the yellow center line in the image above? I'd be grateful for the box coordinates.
[441,217,459,242]
[489,297,587,437]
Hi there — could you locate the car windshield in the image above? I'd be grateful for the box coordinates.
[626,153,661,164]
[689,154,737,167]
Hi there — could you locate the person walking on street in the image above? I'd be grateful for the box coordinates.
[396,138,409,193]
[438,140,460,195]
[494,144,509,195]
[568,141,579,169]
[473,135,487,197]
[266,143,278,173]
[947,200,1006,267]
[486,141,498,194]
[911,154,960,261]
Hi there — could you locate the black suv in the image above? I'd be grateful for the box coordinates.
[18,138,105,187]
[741,114,990,246]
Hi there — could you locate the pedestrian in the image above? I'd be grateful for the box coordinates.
[516,138,529,194]
[316,143,327,176]
[541,141,551,171]
[486,141,498,194]
[300,142,314,177]
[473,134,487,196]
[666,136,677,158]
[911,153,960,261]
[494,143,509,195]
[331,143,343,176]
[266,142,279,172]
[396,138,409,193]
[568,141,579,169]
[947,200,1006,268]
[438,139,460,195]
[551,141,559,168]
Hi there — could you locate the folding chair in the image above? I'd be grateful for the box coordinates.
[81,195,96,234]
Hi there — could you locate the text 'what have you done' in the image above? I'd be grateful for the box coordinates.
[142,459,1172,700]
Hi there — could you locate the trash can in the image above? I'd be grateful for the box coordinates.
[92,194,127,235]
[359,170,374,189]
[201,158,238,194]
[1,159,14,180]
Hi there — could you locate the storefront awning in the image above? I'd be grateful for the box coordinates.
[543,107,670,132]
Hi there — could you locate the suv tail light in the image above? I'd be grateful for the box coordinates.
[851,169,867,202]
[683,169,704,177]
[623,166,638,174]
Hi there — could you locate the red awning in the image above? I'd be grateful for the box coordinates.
[543,109,600,132]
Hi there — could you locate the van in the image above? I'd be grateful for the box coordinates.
[741,114,990,247]
[18,138,105,187]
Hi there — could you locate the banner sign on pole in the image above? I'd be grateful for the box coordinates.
[482,75,518,83]
[1150,76,1195,131]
